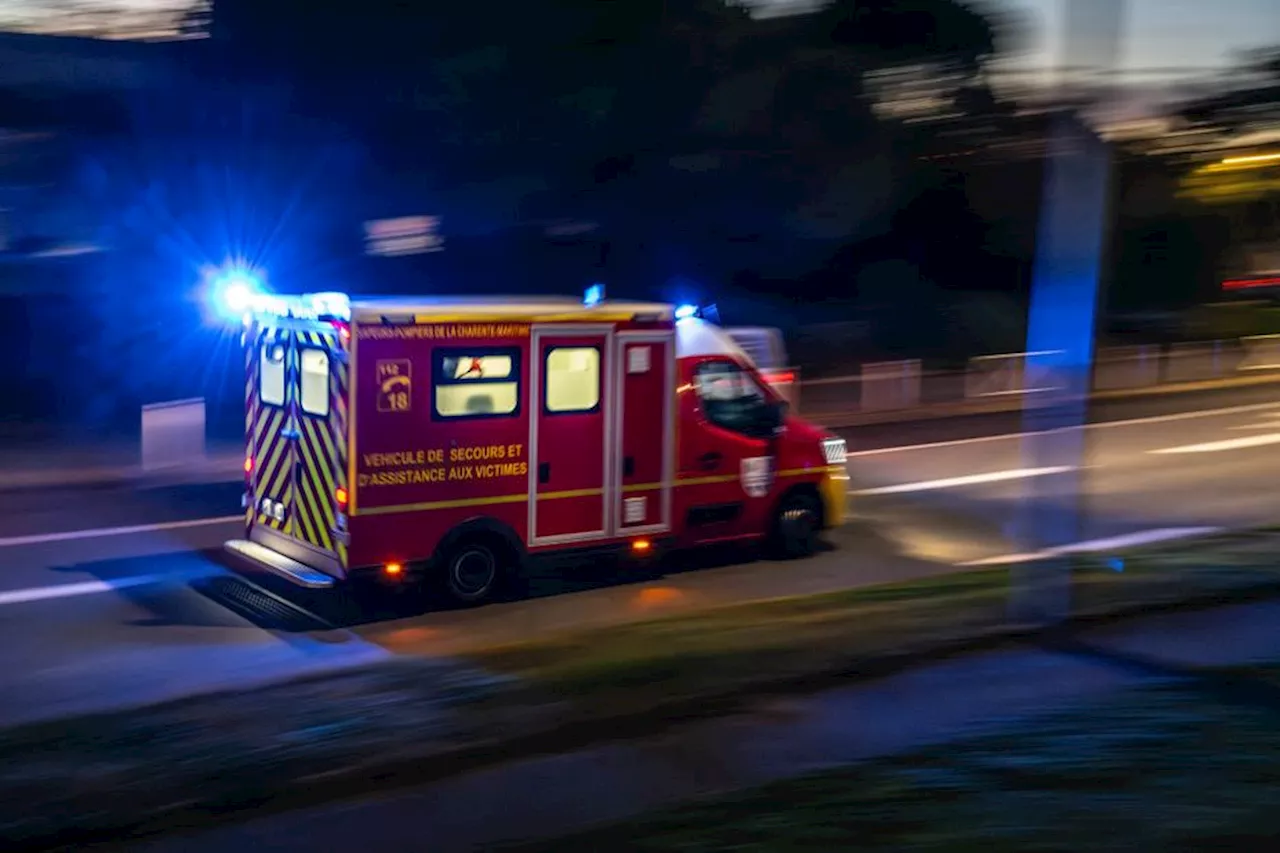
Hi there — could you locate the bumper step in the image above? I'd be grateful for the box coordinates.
[224,539,336,589]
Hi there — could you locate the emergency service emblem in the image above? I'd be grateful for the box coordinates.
[376,359,412,412]
[741,456,775,498]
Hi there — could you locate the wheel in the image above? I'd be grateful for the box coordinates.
[770,492,821,559]
[440,537,508,606]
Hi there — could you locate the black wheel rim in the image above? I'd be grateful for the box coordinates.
[782,505,816,543]
[452,548,496,598]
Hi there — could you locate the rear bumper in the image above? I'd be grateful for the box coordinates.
[224,539,337,589]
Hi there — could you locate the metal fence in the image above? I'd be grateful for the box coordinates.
[792,338,1280,422]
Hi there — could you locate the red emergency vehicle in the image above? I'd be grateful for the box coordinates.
[223,286,848,604]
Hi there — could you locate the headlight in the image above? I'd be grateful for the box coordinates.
[822,437,847,466]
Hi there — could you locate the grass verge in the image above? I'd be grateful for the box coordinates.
[4,529,1280,850]
[471,528,1280,717]
[517,670,1280,851]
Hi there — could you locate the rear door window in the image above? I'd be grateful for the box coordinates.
[299,348,330,417]
[260,340,286,406]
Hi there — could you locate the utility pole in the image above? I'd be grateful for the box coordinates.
[1011,0,1127,625]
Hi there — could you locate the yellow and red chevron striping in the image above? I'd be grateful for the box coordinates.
[290,329,342,556]
[244,324,348,564]
[331,328,350,568]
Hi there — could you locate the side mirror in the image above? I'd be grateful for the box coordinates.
[758,400,786,437]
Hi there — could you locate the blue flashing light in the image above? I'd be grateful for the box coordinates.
[222,279,255,313]
[210,268,265,323]
[584,283,605,307]
[206,264,352,326]
[675,304,698,321]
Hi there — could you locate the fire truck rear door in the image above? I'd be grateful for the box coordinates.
[288,328,343,559]
[248,326,343,572]
[529,326,613,545]
[248,326,292,537]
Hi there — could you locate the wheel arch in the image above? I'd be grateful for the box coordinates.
[431,516,526,570]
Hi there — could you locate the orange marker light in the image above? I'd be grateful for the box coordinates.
[384,562,404,577]
[631,539,652,554]
[335,487,348,507]
[244,456,253,474]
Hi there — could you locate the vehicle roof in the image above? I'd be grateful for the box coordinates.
[350,296,674,323]
[675,317,754,363]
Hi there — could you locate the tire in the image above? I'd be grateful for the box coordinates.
[440,537,508,606]
[770,492,821,559]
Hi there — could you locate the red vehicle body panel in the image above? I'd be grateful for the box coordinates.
[671,355,830,548]
[344,311,679,572]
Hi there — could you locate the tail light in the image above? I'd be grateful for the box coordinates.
[335,487,349,533]
[244,456,253,476]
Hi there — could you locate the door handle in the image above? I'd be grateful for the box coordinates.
[538,462,551,484]
[698,452,722,471]
[623,456,635,477]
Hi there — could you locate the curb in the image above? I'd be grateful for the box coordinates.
[31,580,1280,853]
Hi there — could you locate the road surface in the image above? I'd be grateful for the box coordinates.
[0,385,1278,726]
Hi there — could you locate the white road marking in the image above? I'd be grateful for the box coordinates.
[0,575,164,606]
[960,526,1224,567]
[1149,433,1280,455]
[0,566,224,607]
[851,466,1075,496]
[0,515,242,549]
[1226,412,1280,429]
[846,401,1280,458]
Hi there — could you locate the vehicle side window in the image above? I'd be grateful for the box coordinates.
[434,349,520,418]
[299,348,330,417]
[545,346,600,413]
[693,360,773,437]
[260,340,286,407]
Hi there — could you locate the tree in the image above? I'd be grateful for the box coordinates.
[1176,46,1280,144]
[202,0,1012,291]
